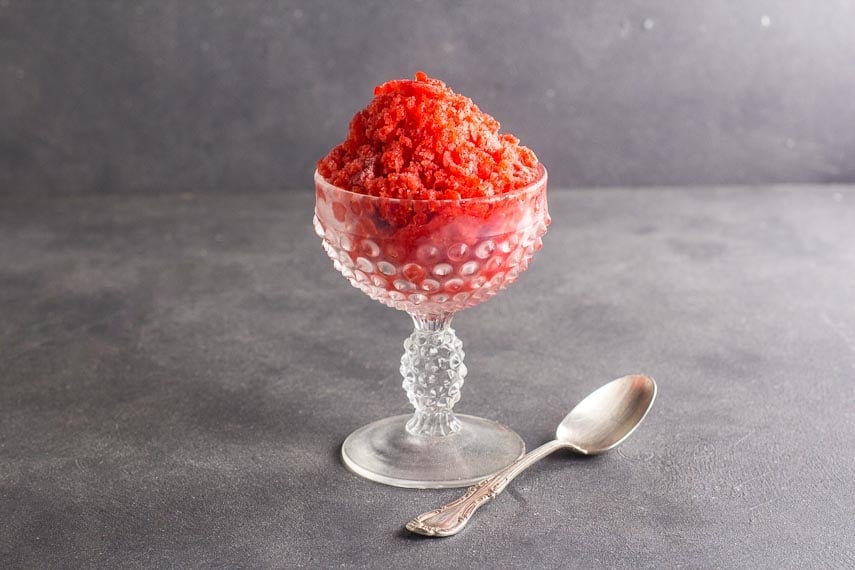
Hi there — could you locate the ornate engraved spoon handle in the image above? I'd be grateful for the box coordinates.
[405,439,568,537]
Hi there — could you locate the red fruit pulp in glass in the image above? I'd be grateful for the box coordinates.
[316,73,545,298]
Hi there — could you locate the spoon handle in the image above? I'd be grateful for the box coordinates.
[405,439,567,537]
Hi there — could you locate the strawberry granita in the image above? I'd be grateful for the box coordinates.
[318,71,539,201]
[314,73,549,315]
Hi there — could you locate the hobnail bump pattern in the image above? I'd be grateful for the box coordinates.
[315,224,547,315]
[401,325,466,436]
[316,167,546,487]
[313,172,549,317]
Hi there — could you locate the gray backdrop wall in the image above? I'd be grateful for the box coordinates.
[1,0,854,195]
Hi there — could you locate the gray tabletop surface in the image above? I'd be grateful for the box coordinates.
[2,187,854,569]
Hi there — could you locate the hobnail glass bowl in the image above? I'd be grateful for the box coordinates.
[314,165,549,488]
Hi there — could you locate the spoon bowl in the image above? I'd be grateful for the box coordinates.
[556,374,657,454]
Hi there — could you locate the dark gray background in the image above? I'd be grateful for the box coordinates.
[2,0,855,194]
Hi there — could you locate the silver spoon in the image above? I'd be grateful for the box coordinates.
[405,374,657,537]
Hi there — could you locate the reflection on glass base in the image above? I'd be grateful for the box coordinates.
[341,414,525,489]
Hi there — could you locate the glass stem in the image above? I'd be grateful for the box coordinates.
[401,313,466,436]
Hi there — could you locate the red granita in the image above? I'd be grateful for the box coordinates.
[314,73,548,311]
[318,72,539,201]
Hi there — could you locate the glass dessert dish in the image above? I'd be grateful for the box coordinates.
[313,165,549,488]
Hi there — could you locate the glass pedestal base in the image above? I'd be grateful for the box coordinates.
[341,414,525,489]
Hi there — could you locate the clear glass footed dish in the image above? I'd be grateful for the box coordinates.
[313,165,549,488]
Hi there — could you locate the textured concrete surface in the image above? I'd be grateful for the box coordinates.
[1,188,855,568]
[2,1,855,194]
